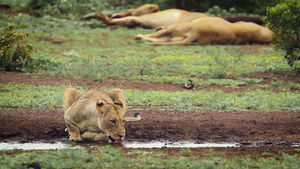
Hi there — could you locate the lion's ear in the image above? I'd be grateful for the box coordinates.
[96,101,109,116]
[114,100,123,108]
[97,101,104,108]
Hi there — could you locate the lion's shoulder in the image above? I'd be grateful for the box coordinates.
[78,89,114,104]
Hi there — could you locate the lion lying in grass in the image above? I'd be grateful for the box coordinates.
[135,17,273,45]
[63,88,141,143]
[81,8,207,29]
[111,4,159,18]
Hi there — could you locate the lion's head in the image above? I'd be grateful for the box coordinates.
[96,101,126,143]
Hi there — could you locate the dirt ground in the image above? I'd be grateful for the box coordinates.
[0,71,300,158]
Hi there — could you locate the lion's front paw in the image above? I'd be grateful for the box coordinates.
[69,134,82,142]
[81,132,109,143]
[95,134,110,143]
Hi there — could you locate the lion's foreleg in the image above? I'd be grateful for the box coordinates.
[111,17,141,27]
[65,122,82,141]
[112,9,132,18]
[82,132,109,142]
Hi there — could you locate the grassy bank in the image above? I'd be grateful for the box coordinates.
[1,15,299,87]
[1,146,299,169]
[0,83,299,110]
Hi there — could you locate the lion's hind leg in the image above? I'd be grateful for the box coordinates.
[135,26,173,40]
[151,33,195,45]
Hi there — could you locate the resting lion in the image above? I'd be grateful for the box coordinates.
[63,88,141,143]
[111,4,159,18]
[135,17,273,45]
[81,8,207,29]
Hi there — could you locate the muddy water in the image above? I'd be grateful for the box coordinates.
[0,141,299,150]
[0,142,76,150]
[123,141,238,148]
[0,141,238,150]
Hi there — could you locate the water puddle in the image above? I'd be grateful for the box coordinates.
[0,141,299,150]
[0,141,237,150]
[123,141,238,148]
[0,142,79,150]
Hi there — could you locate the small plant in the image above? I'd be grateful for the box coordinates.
[92,74,103,82]
[209,70,228,79]
[181,148,193,156]
[237,78,263,86]
[262,152,273,157]
[272,80,283,88]
[0,23,33,71]
[225,46,244,72]
[286,82,300,90]
[207,6,239,16]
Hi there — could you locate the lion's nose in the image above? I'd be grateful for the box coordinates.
[118,134,124,139]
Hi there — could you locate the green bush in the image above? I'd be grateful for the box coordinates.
[0,23,62,73]
[265,0,300,68]
[0,23,33,71]
[207,6,239,16]
[3,0,130,16]
[4,0,279,15]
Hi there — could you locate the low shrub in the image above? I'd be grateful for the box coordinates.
[265,0,300,68]
[0,23,33,71]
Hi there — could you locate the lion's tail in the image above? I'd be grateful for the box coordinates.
[81,12,113,25]
[124,112,141,122]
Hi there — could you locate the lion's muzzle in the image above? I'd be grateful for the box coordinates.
[108,135,123,144]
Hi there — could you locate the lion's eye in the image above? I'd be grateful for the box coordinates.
[110,120,116,125]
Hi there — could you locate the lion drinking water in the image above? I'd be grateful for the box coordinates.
[63,88,141,143]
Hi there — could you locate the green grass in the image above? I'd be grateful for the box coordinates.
[0,146,299,169]
[1,83,299,110]
[1,7,300,168]
[34,45,293,86]
[1,14,298,88]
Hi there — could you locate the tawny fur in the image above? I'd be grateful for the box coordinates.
[82,8,207,29]
[111,4,159,18]
[63,88,139,143]
[134,17,273,45]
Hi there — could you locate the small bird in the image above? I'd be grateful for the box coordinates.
[183,79,195,90]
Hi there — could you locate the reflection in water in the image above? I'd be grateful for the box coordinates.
[124,141,238,148]
[0,142,78,150]
[0,141,299,150]
[0,141,237,150]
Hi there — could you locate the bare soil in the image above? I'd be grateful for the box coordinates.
[1,71,299,93]
[0,71,300,158]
